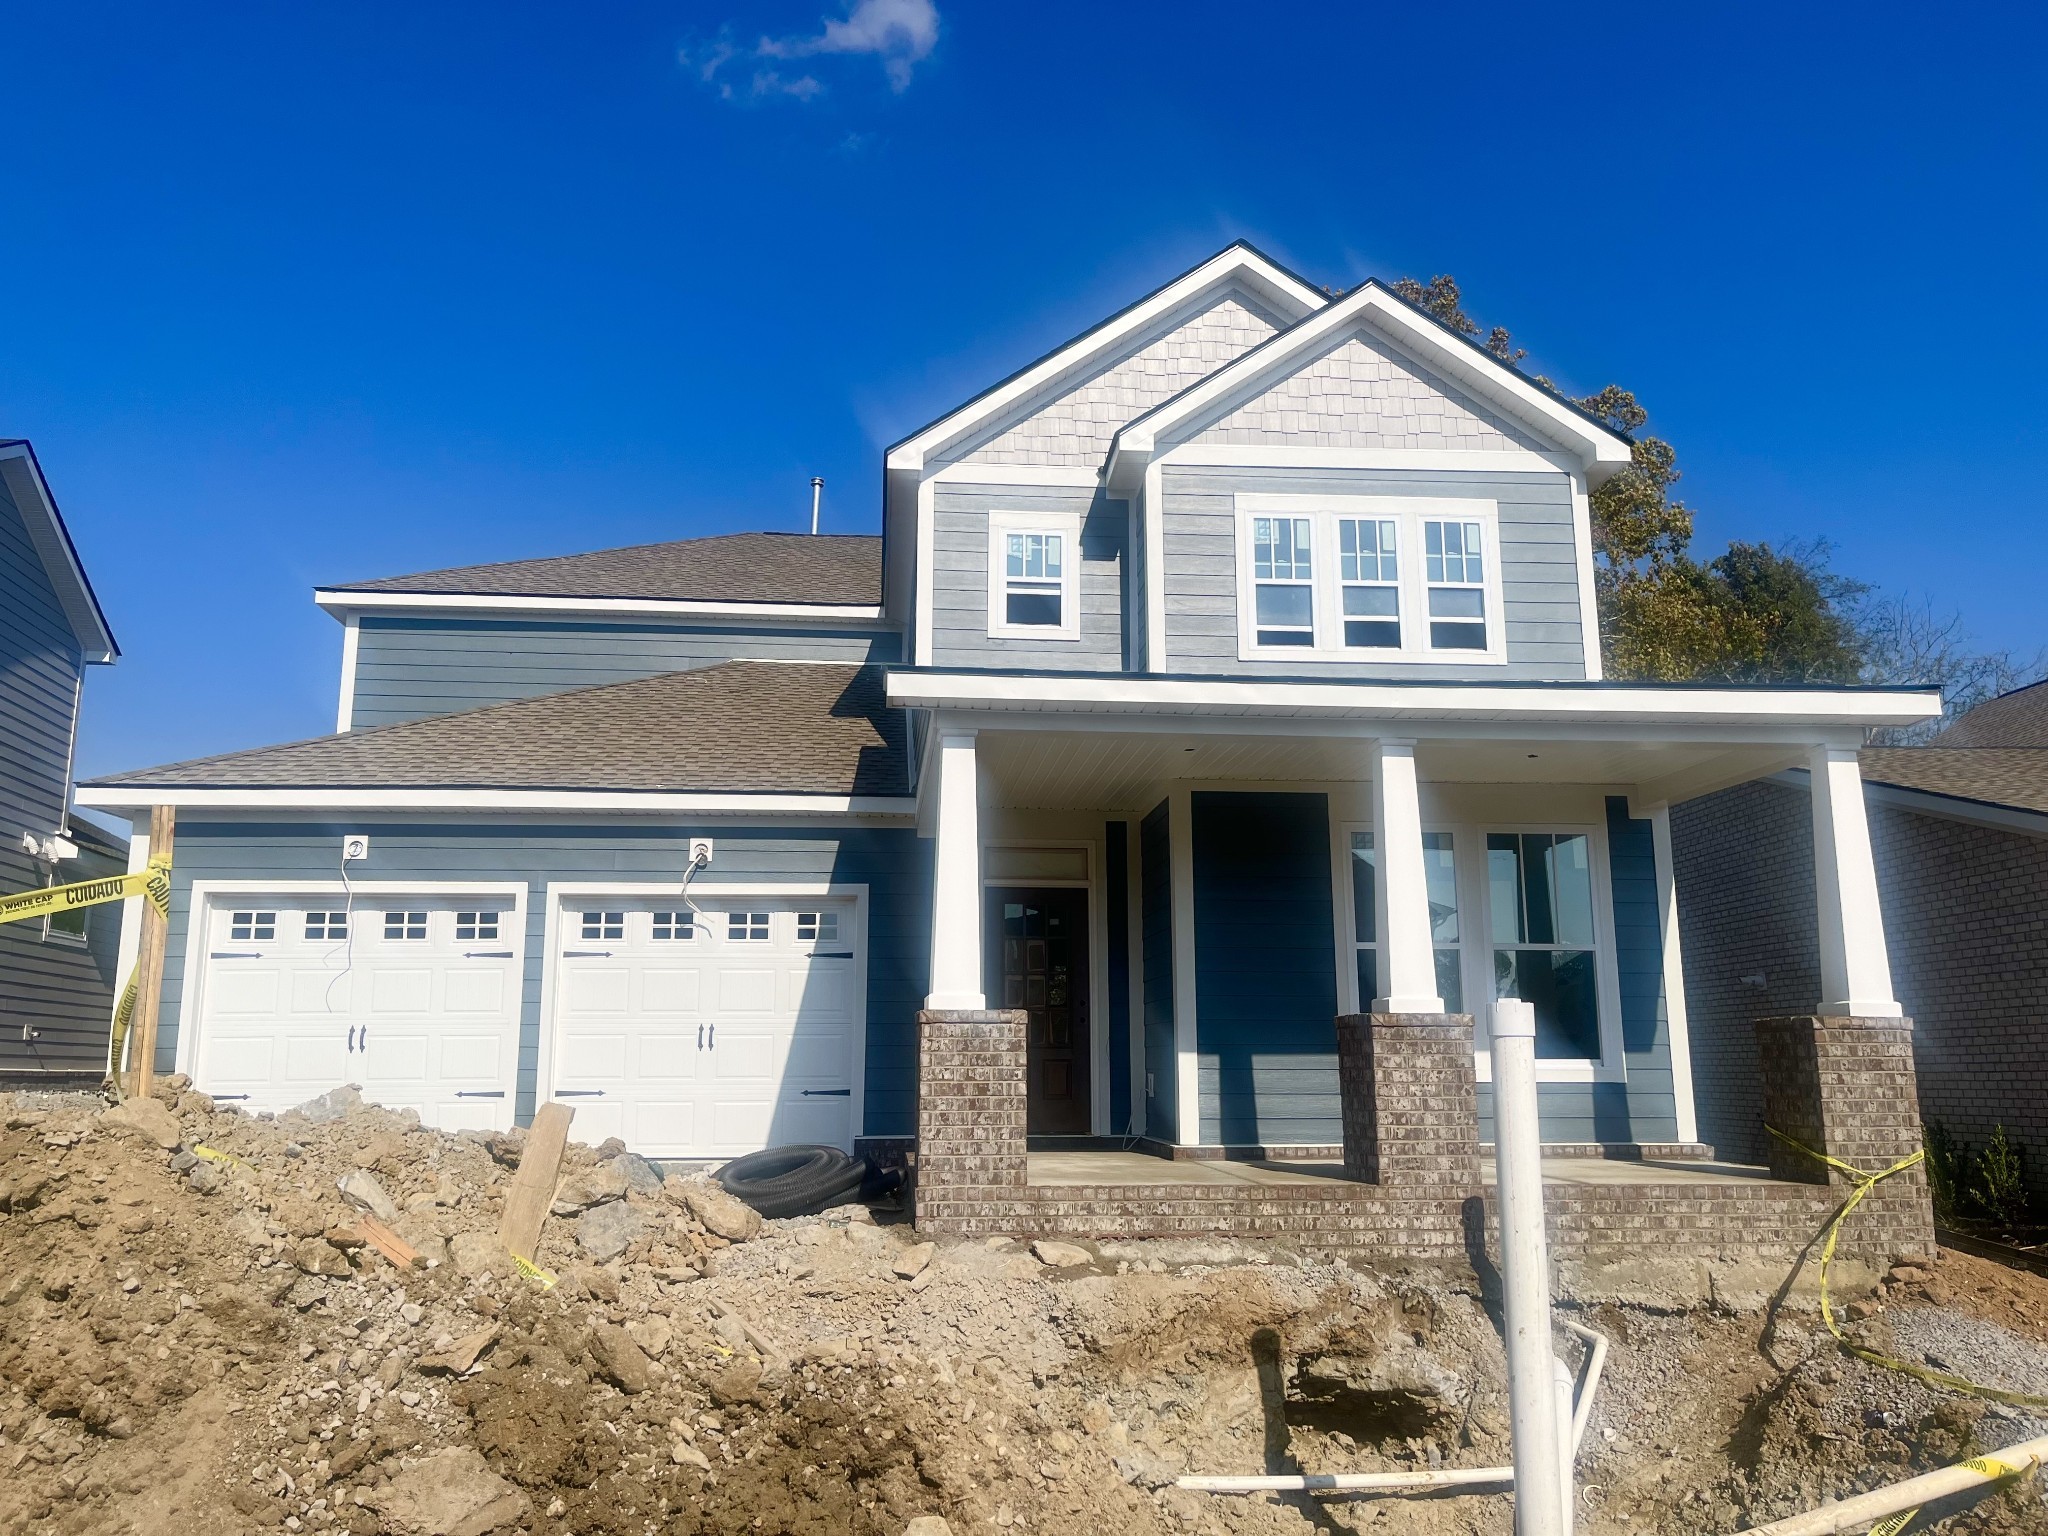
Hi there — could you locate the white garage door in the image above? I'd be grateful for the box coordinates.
[548,897,859,1158]
[192,895,523,1131]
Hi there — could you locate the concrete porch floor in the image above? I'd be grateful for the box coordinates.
[1025,1149,1788,1188]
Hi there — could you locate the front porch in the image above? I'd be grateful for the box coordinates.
[891,671,1941,1262]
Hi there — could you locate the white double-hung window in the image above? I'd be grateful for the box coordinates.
[1234,495,1505,664]
[987,510,1082,641]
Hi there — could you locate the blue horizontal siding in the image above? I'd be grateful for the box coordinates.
[156,820,931,1134]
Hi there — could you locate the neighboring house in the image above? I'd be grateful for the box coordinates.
[1674,680,2048,1201]
[1,440,125,1081]
[76,245,1941,1254]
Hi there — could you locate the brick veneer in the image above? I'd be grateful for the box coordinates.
[914,1009,1029,1226]
[1757,1014,1935,1258]
[1336,1012,1481,1188]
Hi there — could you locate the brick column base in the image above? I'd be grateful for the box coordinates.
[1756,1014,1934,1260]
[915,1009,1029,1225]
[1336,1013,1481,1189]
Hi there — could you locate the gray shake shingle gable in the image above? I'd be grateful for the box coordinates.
[83,661,906,796]
[325,531,882,606]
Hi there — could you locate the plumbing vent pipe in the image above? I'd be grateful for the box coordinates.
[810,476,823,535]
[1493,996,1569,1536]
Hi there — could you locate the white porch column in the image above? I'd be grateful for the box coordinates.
[925,728,986,1010]
[1370,737,1444,1013]
[1809,745,1901,1018]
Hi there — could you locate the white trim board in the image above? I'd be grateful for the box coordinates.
[77,786,920,817]
[533,879,871,1145]
[1159,442,1579,476]
[335,615,361,733]
[314,590,888,625]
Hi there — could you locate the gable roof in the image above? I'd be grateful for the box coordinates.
[1859,747,2048,817]
[0,440,118,663]
[1103,279,1637,490]
[80,661,906,798]
[884,242,1330,473]
[319,532,882,608]
[1926,679,2048,748]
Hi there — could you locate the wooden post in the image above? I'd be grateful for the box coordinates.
[128,803,175,1100]
[498,1101,575,1262]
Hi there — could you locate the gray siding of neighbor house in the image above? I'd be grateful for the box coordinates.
[0,476,118,1074]
[347,616,901,728]
[1157,465,1588,682]
[1673,778,2048,1198]
[1183,792,1676,1147]
[927,483,1128,671]
[1140,801,1176,1141]
[152,820,932,1136]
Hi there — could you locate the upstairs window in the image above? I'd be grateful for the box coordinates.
[1251,516,1315,646]
[1424,519,1488,651]
[1338,518,1401,649]
[987,512,1082,640]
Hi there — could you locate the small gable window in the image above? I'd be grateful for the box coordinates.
[986,511,1082,641]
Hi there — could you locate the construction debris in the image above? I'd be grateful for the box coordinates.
[3,1079,2047,1535]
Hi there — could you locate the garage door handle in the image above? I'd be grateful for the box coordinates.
[213,1093,251,1102]
[464,949,514,959]
[806,950,855,959]
[554,1089,605,1097]
[800,1088,851,1097]
[347,1026,357,1052]
[210,951,262,959]
[562,949,613,958]
[455,1090,506,1098]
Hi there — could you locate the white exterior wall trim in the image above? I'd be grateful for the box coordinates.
[335,615,361,733]
[313,590,887,624]
[1646,802,1700,1144]
[77,787,919,817]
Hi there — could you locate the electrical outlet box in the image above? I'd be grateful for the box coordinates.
[689,838,714,866]
[342,834,371,862]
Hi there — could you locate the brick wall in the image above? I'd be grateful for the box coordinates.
[914,1010,1028,1227]
[1674,778,2048,1202]
[1336,1013,1481,1188]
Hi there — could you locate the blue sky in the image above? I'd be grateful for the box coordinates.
[5,2,2043,786]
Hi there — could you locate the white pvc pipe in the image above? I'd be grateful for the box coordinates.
[1560,1320,1609,1457]
[1732,1433,2048,1536]
[1492,996,1569,1536]
[1178,1468,1512,1493]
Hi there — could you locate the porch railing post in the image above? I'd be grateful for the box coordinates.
[1370,737,1444,1012]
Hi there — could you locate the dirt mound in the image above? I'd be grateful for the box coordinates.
[5,1082,2048,1536]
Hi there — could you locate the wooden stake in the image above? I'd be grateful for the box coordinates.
[128,803,175,1101]
[356,1215,423,1270]
[497,1101,574,1262]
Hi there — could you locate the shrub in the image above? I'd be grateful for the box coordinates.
[1969,1124,2034,1233]
[1923,1120,1967,1226]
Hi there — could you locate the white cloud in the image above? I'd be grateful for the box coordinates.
[686,0,940,101]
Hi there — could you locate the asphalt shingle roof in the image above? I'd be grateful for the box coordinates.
[1927,679,2048,748]
[1858,748,2048,816]
[83,662,907,796]
[323,532,882,606]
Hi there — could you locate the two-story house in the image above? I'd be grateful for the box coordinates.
[78,246,1943,1256]
[2,439,126,1081]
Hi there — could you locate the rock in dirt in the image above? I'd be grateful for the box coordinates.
[337,1168,402,1224]
[674,1176,761,1241]
[551,1164,628,1214]
[576,1199,647,1262]
[186,1161,224,1195]
[671,1440,711,1470]
[292,1238,353,1278]
[626,1316,673,1358]
[367,1446,528,1536]
[608,1151,664,1194]
[587,1323,655,1393]
[448,1231,507,1278]
[903,1519,955,1536]
[1031,1239,1092,1268]
[288,1084,364,1123]
[98,1097,182,1150]
[421,1324,501,1375]
[894,1242,936,1280]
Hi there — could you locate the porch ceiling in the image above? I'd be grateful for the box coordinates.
[974,728,1797,811]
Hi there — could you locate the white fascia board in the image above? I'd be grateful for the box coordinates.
[884,246,1327,475]
[883,671,1946,731]
[929,462,1102,487]
[312,589,888,625]
[75,785,918,818]
[1157,442,1576,475]
[1105,284,1634,492]
[0,445,118,663]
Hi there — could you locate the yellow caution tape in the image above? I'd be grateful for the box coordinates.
[511,1253,556,1289]
[0,856,170,927]
[1865,1456,2034,1536]
[1768,1125,2048,1411]
[191,1144,247,1170]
